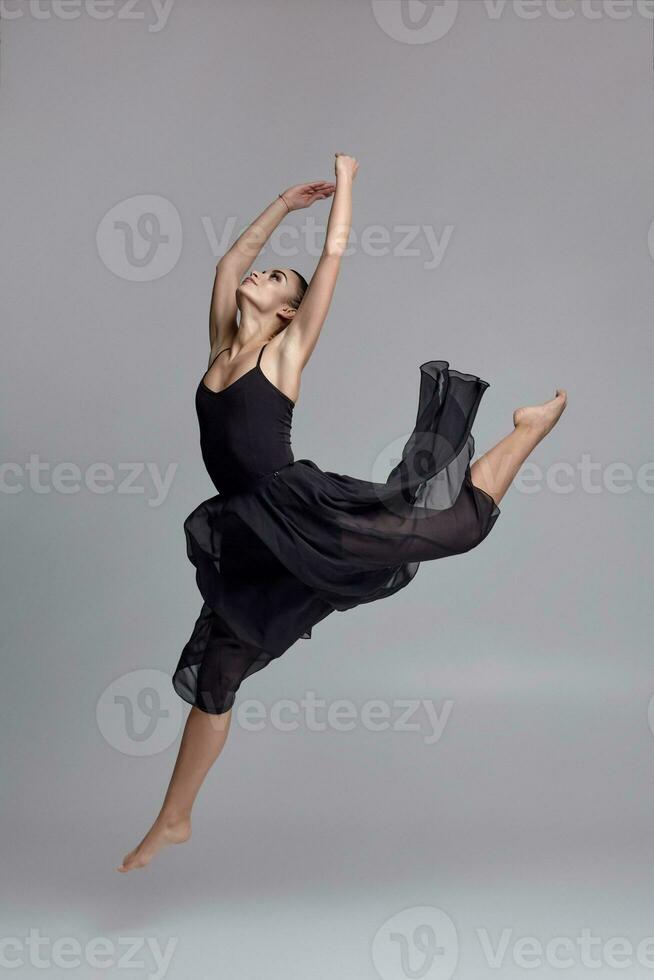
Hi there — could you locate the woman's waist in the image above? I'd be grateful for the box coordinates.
[201,446,295,495]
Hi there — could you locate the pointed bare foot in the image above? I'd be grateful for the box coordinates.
[116,813,191,873]
[513,389,567,438]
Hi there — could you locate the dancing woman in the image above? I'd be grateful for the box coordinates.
[118,153,566,872]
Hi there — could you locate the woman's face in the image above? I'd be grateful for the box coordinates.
[237,268,299,316]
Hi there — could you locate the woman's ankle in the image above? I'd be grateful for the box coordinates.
[158,805,192,826]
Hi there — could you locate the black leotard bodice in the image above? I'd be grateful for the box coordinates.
[195,342,295,496]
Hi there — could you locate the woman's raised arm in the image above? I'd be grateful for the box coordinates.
[281,154,359,368]
[208,182,335,356]
[208,195,288,354]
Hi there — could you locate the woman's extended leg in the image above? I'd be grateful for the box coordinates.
[470,388,567,506]
[117,705,232,872]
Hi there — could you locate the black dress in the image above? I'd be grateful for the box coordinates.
[173,342,500,715]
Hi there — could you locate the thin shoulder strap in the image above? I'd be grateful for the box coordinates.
[256,343,268,367]
[209,346,231,368]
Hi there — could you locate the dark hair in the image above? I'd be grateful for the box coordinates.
[288,269,309,310]
[272,269,309,337]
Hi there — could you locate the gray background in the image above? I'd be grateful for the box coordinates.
[2,1,653,977]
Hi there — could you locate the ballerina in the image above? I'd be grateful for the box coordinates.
[118,152,566,872]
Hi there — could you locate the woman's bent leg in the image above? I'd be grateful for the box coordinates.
[470,388,567,506]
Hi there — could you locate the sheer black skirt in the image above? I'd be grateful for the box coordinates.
[173,360,501,715]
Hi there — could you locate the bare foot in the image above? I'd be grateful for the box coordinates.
[513,389,567,438]
[116,813,191,873]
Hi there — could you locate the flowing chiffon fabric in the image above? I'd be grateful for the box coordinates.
[173,358,500,715]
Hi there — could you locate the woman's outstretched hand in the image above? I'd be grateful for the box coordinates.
[334,153,359,181]
[280,181,336,211]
